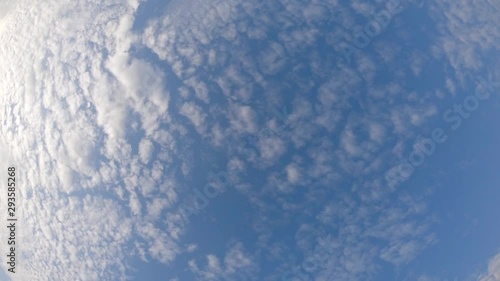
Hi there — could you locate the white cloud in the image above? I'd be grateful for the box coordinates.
[0,0,187,279]
[180,101,207,134]
[189,242,258,281]
[1,0,498,279]
[285,163,301,184]
[139,138,154,164]
[429,0,500,74]
[478,253,500,281]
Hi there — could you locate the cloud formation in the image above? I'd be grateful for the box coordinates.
[0,0,499,280]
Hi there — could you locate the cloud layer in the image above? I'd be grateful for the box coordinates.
[0,0,499,280]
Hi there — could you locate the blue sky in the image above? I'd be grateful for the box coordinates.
[0,0,499,280]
